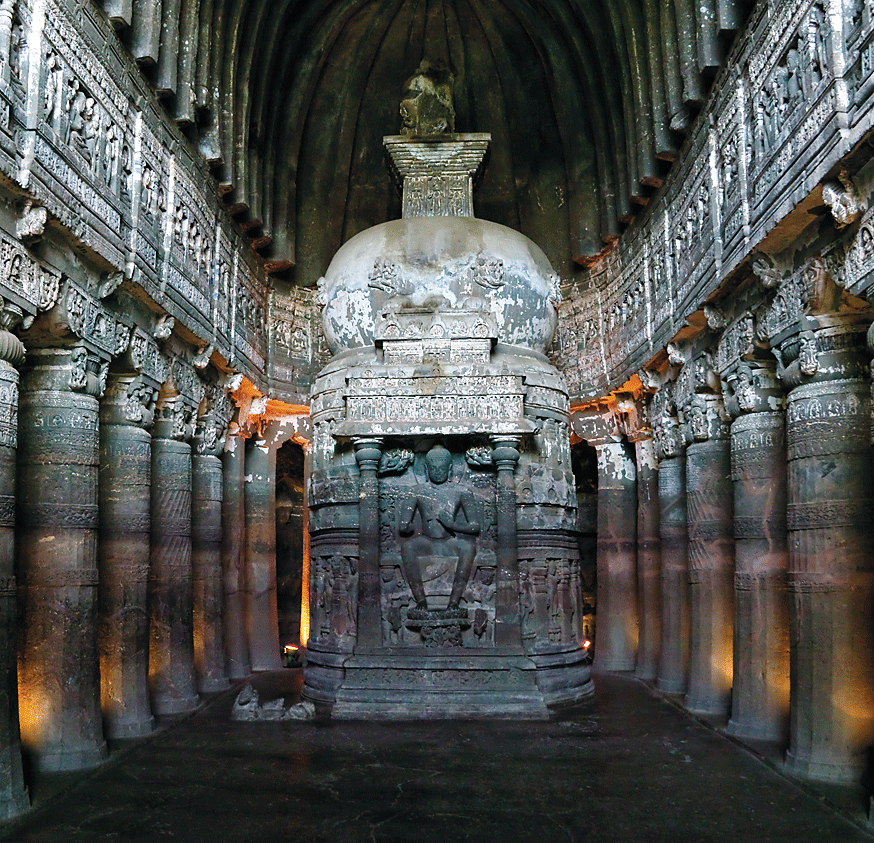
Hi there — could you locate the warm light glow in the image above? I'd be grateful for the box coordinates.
[300,478,311,645]
[583,639,591,649]
[16,682,50,749]
[284,644,299,654]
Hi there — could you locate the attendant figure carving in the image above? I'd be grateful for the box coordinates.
[397,444,480,613]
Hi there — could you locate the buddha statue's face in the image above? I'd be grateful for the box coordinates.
[425,446,451,484]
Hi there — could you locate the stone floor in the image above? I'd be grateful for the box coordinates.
[1,671,871,843]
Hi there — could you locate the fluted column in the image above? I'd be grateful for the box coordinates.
[782,320,874,783]
[17,346,107,770]
[149,395,199,715]
[192,408,229,693]
[683,393,734,716]
[631,430,661,682]
[724,364,789,741]
[98,374,156,738]
[656,414,689,694]
[352,437,382,650]
[592,437,637,672]
[491,436,522,648]
[245,435,281,669]
[0,316,27,816]
[221,425,250,679]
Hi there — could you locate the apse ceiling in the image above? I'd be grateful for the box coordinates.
[104,0,751,285]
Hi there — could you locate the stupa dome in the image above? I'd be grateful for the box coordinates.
[318,215,560,355]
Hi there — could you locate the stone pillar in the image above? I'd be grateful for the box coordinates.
[683,393,734,716]
[17,346,107,770]
[656,414,689,694]
[245,435,281,669]
[353,437,383,650]
[631,431,661,682]
[491,436,522,648]
[781,322,874,783]
[98,374,156,738]
[221,426,250,679]
[592,437,637,672]
[191,406,229,693]
[0,317,27,816]
[149,395,200,715]
[724,364,789,742]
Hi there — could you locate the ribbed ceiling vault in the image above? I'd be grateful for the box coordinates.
[102,0,751,285]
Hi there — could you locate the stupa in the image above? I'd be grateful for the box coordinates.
[303,63,593,717]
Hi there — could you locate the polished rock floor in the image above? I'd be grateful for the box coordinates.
[1,671,871,843]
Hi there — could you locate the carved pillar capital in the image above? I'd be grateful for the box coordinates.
[682,392,730,444]
[352,436,384,470]
[722,361,784,419]
[101,373,157,427]
[490,435,520,469]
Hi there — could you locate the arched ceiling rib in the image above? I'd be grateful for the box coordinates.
[101,0,751,284]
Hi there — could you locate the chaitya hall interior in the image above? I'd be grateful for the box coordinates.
[2,0,874,838]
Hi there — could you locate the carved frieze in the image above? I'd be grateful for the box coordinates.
[57,279,131,358]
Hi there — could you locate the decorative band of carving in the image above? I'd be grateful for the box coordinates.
[0,576,15,596]
[789,378,870,401]
[100,514,151,533]
[0,422,16,449]
[21,503,99,530]
[20,567,99,587]
[0,494,13,528]
[786,499,873,531]
[735,571,787,591]
[734,514,786,539]
[786,571,872,594]
[192,526,223,544]
[688,567,733,584]
[730,411,784,433]
[152,517,191,537]
[687,520,733,541]
[787,431,869,461]
[730,451,782,480]
[102,562,150,582]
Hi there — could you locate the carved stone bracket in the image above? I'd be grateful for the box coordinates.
[721,361,784,419]
[682,392,730,444]
[822,170,866,229]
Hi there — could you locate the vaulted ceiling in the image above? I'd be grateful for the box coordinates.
[103,0,751,285]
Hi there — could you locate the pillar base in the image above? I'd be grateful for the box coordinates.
[152,694,200,717]
[105,716,155,740]
[656,677,686,694]
[198,677,231,693]
[784,749,865,785]
[684,693,730,717]
[0,785,28,821]
[38,742,107,773]
[725,717,786,743]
